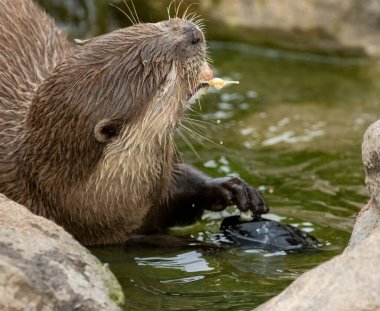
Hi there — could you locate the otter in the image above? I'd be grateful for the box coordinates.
[0,0,268,246]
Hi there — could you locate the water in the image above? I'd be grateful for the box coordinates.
[37,2,380,310]
[91,45,379,310]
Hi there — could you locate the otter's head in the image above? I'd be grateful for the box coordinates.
[22,18,212,212]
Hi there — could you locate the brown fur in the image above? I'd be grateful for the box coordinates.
[0,0,209,245]
[1,0,269,246]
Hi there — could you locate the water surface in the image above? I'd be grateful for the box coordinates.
[93,44,380,310]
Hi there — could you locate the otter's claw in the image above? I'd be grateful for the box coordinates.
[202,177,269,215]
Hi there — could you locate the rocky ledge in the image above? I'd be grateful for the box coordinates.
[0,194,124,310]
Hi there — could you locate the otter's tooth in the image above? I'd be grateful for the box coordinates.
[199,86,209,95]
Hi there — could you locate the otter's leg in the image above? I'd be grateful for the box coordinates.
[163,163,269,226]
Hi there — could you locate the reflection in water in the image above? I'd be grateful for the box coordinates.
[161,275,205,284]
[135,251,214,273]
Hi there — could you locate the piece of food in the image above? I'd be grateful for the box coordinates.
[239,210,254,222]
[201,78,240,90]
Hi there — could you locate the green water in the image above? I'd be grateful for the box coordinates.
[92,45,379,310]
[37,2,380,310]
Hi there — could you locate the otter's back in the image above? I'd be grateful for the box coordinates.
[0,0,70,113]
[0,0,70,195]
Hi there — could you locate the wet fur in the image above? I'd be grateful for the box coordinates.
[0,0,206,245]
[0,0,268,246]
[0,0,71,210]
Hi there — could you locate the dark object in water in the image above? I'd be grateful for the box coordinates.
[220,216,320,251]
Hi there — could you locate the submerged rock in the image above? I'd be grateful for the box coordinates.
[0,194,124,310]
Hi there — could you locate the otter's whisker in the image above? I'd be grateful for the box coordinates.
[188,12,199,23]
[183,116,217,129]
[180,127,207,151]
[182,3,197,21]
[109,3,135,26]
[205,54,213,64]
[177,128,200,159]
[196,96,203,111]
[129,0,141,24]
[170,136,183,164]
[180,123,207,143]
[167,0,176,19]
[175,0,186,18]
[181,123,222,148]
[185,105,199,114]
[123,0,140,24]
[192,18,206,32]
[183,118,207,129]
[173,0,178,18]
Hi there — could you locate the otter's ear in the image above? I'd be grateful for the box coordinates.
[94,119,122,143]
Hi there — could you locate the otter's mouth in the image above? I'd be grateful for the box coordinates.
[187,63,213,102]
[188,83,209,98]
[186,83,209,103]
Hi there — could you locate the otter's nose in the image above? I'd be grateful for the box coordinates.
[189,28,204,45]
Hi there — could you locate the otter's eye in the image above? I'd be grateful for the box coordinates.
[94,119,122,143]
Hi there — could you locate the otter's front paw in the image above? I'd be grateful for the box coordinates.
[202,177,269,214]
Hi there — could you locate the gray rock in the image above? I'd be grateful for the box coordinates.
[200,0,380,57]
[347,120,380,249]
[363,120,380,205]
[0,194,124,311]
[347,199,380,250]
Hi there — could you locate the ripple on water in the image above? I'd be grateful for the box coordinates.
[135,251,214,273]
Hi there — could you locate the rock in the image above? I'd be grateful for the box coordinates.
[255,224,380,311]
[362,120,380,205]
[347,120,380,249]
[347,199,380,250]
[0,194,124,310]
[200,0,380,57]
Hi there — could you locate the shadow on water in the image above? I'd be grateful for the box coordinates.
[35,1,380,310]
